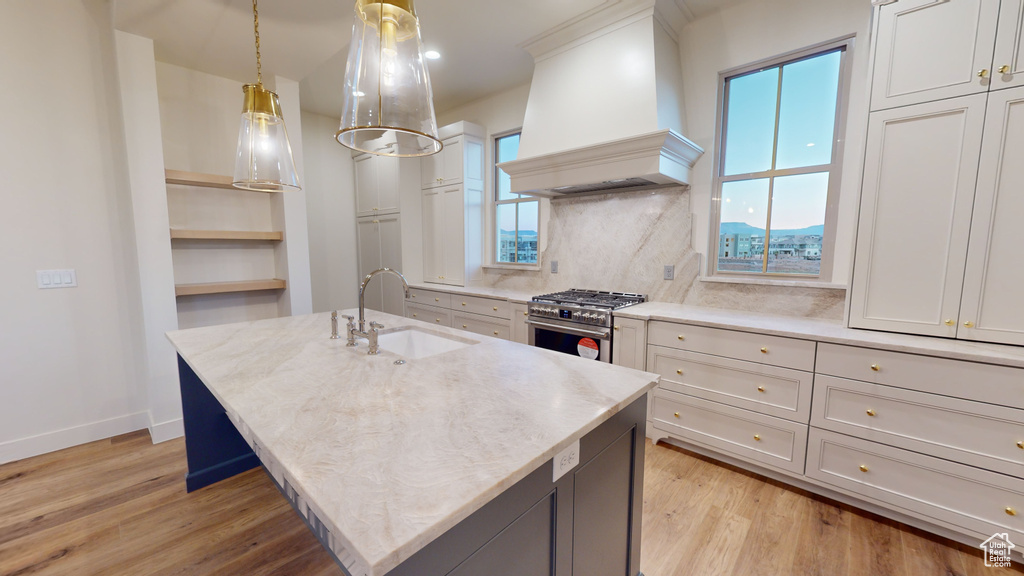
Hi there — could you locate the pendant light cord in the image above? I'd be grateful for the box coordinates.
[252,0,262,86]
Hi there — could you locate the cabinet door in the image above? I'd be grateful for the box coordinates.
[993,0,1024,91]
[421,190,444,283]
[354,155,377,217]
[612,317,646,371]
[378,214,404,316]
[421,149,442,189]
[356,218,384,312]
[870,0,999,111]
[958,87,1024,345]
[376,156,400,214]
[441,186,465,286]
[441,136,463,186]
[849,95,987,337]
[510,303,530,345]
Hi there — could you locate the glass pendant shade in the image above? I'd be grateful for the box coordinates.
[233,83,301,192]
[336,0,442,157]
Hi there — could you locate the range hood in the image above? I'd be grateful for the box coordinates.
[499,0,703,198]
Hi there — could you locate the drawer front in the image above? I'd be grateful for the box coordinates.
[405,302,452,327]
[816,343,1024,409]
[807,428,1024,542]
[647,321,815,371]
[453,311,511,340]
[651,389,807,475]
[408,287,452,309]
[648,345,812,422]
[452,294,510,319]
[812,375,1024,479]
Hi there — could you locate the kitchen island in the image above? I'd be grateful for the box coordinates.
[166,309,659,576]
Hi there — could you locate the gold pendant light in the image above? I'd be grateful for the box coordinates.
[336,0,442,157]
[232,0,301,192]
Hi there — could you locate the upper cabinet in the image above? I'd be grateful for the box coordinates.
[354,154,400,217]
[869,0,1024,111]
[421,123,485,191]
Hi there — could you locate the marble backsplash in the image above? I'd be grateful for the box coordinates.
[474,186,846,320]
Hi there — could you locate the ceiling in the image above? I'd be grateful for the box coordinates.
[113,0,741,119]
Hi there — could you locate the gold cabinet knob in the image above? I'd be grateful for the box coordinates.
[760,347,768,354]
[1017,440,1024,449]
[523,311,528,316]
[412,313,417,317]
[870,364,880,372]
[978,69,989,78]
[462,302,467,306]
[677,335,685,341]
[866,409,876,417]
[944,319,955,326]
[1007,507,1018,516]
[614,325,619,331]
[999,65,1010,74]
[676,369,683,375]
[493,331,499,335]
[753,434,761,441]
[964,320,975,328]
[462,324,467,328]
[673,412,680,418]
[492,306,498,311]
[434,297,439,302]
[757,386,765,393]
[435,318,441,323]
[373,207,379,211]
[371,219,379,224]
[859,464,869,473]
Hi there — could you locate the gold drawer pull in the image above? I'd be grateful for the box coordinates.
[523,311,528,316]
[462,324,467,328]
[493,306,498,311]
[676,368,683,375]
[434,297,439,302]
[677,335,685,341]
[462,302,467,306]
[1017,441,1024,450]
[673,412,680,418]
[753,434,761,441]
[760,347,768,354]
[412,313,417,317]
[435,318,441,323]
[411,294,416,298]
[493,330,499,335]
[859,465,869,473]
[757,386,765,393]
[1007,507,1018,516]
[614,325,619,331]
[866,409,876,417]
[870,364,880,372]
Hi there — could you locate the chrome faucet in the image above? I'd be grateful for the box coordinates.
[350,267,410,355]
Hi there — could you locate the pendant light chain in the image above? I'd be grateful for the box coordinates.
[252,0,262,86]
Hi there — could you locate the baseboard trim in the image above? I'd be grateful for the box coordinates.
[148,416,184,444]
[0,411,150,465]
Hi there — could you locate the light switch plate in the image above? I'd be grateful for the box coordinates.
[551,260,558,274]
[552,438,580,482]
[37,269,77,289]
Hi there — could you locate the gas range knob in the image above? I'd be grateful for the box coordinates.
[596,314,606,324]
[572,311,581,321]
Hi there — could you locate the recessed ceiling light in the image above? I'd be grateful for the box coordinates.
[424,50,441,60]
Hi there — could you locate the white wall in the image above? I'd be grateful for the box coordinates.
[302,111,359,312]
[0,1,151,462]
[678,0,872,286]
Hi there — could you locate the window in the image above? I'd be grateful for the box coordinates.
[494,131,539,264]
[711,38,851,280]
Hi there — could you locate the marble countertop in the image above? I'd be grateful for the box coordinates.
[408,282,535,304]
[166,310,659,576]
[617,302,1024,368]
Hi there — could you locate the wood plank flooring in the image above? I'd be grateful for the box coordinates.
[0,432,1020,575]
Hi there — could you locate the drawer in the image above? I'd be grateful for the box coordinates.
[408,287,451,308]
[452,294,510,319]
[453,311,511,340]
[405,302,452,327]
[648,346,812,422]
[816,343,1024,409]
[811,375,1024,478]
[807,428,1024,543]
[647,321,815,371]
[651,389,808,475]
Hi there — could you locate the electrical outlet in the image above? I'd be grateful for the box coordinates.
[552,438,580,482]
[664,265,674,280]
[551,260,559,274]
[37,269,77,289]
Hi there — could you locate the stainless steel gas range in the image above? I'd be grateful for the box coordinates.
[527,289,646,363]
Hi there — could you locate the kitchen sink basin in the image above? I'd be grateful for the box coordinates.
[374,327,477,360]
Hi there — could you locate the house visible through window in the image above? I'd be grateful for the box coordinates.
[494,131,538,264]
[712,39,850,279]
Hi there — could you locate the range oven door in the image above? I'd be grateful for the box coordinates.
[526,318,611,362]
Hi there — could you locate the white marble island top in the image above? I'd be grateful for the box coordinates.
[166,310,659,576]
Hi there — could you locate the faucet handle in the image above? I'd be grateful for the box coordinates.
[370,321,384,331]
[342,314,354,321]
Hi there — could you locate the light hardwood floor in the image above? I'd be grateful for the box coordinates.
[0,432,1020,575]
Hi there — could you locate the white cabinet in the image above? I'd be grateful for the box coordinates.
[612,317,647,371]
[849,95,986,337]
[354,154,400,217]
[958,87,1024,345]
[421,122,485,287]
[510,303,530,345]
[356,214,404,316]
[993,0,1024,91]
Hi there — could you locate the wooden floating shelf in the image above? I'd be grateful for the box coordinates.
[175,279,287,297]
[170,229,283,241]
[165,169,276,193]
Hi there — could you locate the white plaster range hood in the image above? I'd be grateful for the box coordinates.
[499,0,703,198]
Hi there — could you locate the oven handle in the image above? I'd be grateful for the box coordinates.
[525,319,610,340]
